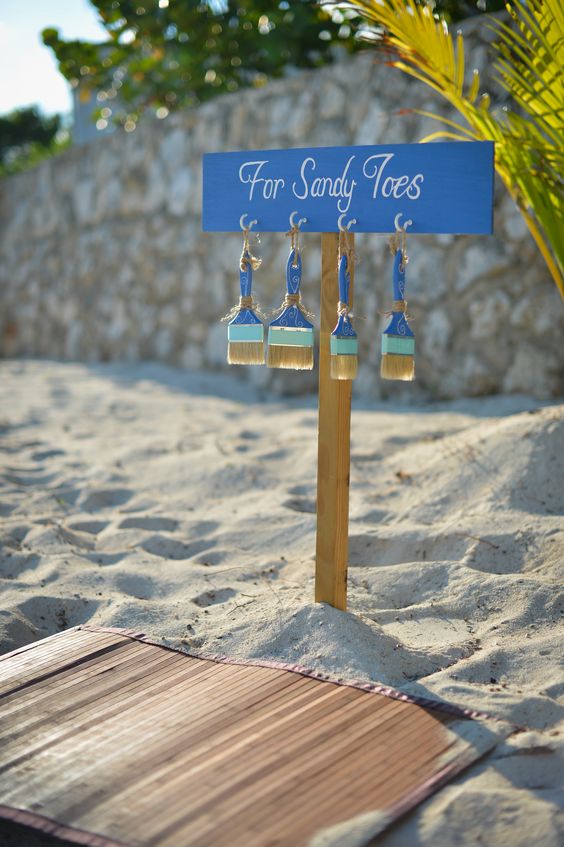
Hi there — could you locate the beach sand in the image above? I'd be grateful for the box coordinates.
[0,360,562,846]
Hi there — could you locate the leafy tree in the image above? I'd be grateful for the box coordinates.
[335,0,564,296]
[42,0,501,131]
[42,0,360,131]
[0,107,66,175]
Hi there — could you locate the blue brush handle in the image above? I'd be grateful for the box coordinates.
[240,252,253,298]
[286,250,302,295]
[392,249,406,301]
[383,248,413,338]
[338,254,350,305]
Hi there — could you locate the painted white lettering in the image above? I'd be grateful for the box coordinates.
[239,160,268,201]
[362,153,394,199]
[292,157,315,200]
[362,154,424,203]
[407,174,424,199]
[238,160,285,201]
[381,176,394,198]
[334,155,356,213]
[311,176,331,197]
[391,175,410,198]
[292,155,356,212]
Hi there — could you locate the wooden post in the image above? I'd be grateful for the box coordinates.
[315,232,354,610]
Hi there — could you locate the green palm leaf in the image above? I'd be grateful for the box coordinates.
[332,0,564,297]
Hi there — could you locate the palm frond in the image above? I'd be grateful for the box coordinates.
[334,0,564,296]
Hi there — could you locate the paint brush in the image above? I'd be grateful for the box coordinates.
[380,248,415,381]
[226,250,265,365]
[330,251,358,380]
[267,249,314,370]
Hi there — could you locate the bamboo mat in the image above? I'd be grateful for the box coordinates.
[0,626,500,847]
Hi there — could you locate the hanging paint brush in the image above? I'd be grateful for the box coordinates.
[330,230,358,381]
[380,236,415,381]
[223,226,265,365]
[267,226,314,370]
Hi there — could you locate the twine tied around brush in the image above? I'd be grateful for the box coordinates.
[379,299,412,320]
[273,291,315,322]
[286,223,301,267]
[338,226,359,269]
[221,294,266,323]
[336,226,357,320]
[388,229,408,270]
[240,228,262,272]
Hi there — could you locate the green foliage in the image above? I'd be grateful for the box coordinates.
[0,107,68,176]
[337,0,564,296]
[42,0,361,130]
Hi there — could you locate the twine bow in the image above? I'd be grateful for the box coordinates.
[240,228,262,272]
[221,295,266,322]
[286,223,301,267]
[379,299,412,320]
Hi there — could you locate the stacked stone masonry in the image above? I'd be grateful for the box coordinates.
[1,19,562,399]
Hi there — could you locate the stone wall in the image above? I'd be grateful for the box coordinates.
[1,20,562,399]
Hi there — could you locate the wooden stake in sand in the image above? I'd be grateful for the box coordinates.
[202,143,495,611]
[315,232,354,610]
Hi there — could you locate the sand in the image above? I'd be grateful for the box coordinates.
[0,360,562,846]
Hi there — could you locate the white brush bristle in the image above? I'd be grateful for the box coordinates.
[380,354,415,381]
[227,341,265,365]
[267,345,314,371]
[330,355,358,381]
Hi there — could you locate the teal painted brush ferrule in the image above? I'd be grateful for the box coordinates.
[381,335,415,356]
[228,324,264,343]
[268,327,314,348]
[330,337,358,356]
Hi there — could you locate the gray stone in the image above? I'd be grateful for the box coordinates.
[469,291,511,340]
[455,242,508,292]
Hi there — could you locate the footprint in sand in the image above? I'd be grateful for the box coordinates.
[3,470,59,486]
[192,588,236,607]
[31,448,66,461]
[118,516,179,532]
[193,550,230,566]
[2,524,31,545]
[283,498,316,514]
[0,439,43,455]
[351,451,383,463]
[141,535,215,561]
[348,531,520,571]
[258,447,289,461]
[352,508,389,524]
[67,520,109,535]
[287,484,313,496]
[0,551,41,579]
[114,573,155,600]
[81,488,134,511]
[83,552,128,566]
[11,595,99,641]
[238,430,261,440]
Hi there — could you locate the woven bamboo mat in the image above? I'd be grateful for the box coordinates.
[0,626,501,847]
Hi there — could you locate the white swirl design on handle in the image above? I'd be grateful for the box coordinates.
[396,316,407,336]
[279,306,305,328]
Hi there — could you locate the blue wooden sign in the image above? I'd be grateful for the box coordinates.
[203,142,494,234]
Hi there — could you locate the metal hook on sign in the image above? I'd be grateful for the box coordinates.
[239,214,257,232]
[289,211,307,230]
[394,212,412,233]
[338,213,357,231]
